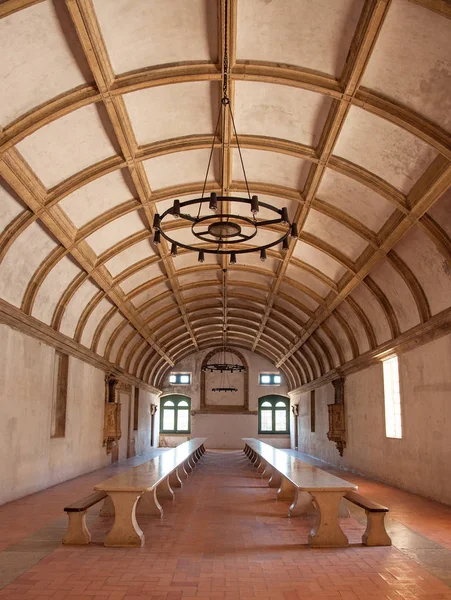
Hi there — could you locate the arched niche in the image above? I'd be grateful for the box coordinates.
[199,347,250,414]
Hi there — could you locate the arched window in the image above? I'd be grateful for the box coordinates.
[160,395,191,433]
[258,395,290,434]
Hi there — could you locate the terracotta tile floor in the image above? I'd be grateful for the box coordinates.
[1,449,451,600]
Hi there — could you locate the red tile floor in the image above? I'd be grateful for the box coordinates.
[1,449,451,600]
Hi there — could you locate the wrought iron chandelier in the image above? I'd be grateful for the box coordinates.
[151,0,297,264]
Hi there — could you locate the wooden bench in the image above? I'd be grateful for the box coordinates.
[63,491,107,545]
[62,439,207,547]
[344,490,391,546]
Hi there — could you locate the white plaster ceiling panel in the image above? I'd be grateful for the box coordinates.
[232,149,310,190]
[0,1,88,125]
[0,182,26,232]
[362,0,451,131]
[104,240,155,278]
[119,333,142,368]
[140,298,175,322]
[182,286,220,301]
[85,211,147,256]
[279,283,319,312]
[236,0,364,77]
[130,282,171,309]
[304,209,367,261]
[274,297,309,324]
[285,264,330,298]
[228,284,267,303]
[317,169,395,232]
[124,82,219,145]
[173,251,218,271]
[267,317,297,342]
[59,279,100,338]
[0,221,57,307]
[144,149,220,190]
[134,347,153,378]
[80,298,114,349]
[316,327,340,368]
[323,314,354,363]
[108,324,134,363]
[349,283,391,345]
[96,312,125,357]
[427,188,451,240]
[337,302,370,355]
[178,271,218,288]
[228,270,271,289]
[293,241,347,282]
[234,251,278,275]
[16,104,117,189]
[92,0,217,74]
[393,226,451,316]
[234,81,332,147]
[309,335,334,370]
[59,170,134,229]
[164,226,206,250]
[152,310,181,331]
[333,106,437,194]
[32,256,82,325]
[119,264,164,295]
[370,259,419,332]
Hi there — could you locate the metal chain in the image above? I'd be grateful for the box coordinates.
[223,0,229,100]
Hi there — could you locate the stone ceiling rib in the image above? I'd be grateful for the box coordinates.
[66,0,199,352]
[0,148,173,365]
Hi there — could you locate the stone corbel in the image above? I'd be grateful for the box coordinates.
[150,404,158,416]
[291,404,299,417]
[327,378,346,457]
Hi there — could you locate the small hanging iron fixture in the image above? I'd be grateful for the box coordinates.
[152,0,297,263]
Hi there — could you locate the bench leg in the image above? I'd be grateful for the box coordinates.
[362,511,391,546]
[188,455,196,469]
[184,458,193,474]
[268,470,282,488]
[99,495,115,516]
[256,458,266,473]
[339,498,351,518]
[169,467,183,488]
[289,490,316,517]
[136,488,163,517]
[308,491,349,548]
[261,465,272,479]
[277,476,295,500]
[200,444,205,454]
[62,511,91,545]
[179,462,189,479]
[192,450,199,463]
[158,476,175,500]
[104,492,144,547]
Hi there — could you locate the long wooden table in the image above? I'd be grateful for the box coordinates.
[243,439,357,548]
[95,438,207,547]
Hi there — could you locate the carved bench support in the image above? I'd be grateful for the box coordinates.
[277,476,296,500]
[104,492,144,547]
[62,511,91,545]
[158,476,175,500]
[169,467,183,488]
[289,490,316,517]
[268,470,282,488]
[363,512,391,546]
[308,491,349,548]
[136,488,163,517]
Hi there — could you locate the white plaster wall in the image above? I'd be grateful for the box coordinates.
[0,324,110,505]
[291,332,451,505]
[160,348,290,449]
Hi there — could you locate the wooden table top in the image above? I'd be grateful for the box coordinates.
[243,438,357,493]
[95,438,207,493]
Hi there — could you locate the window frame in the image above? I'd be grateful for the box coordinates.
[168,372,191,385]
[160,395,191,434]
[259,372,282,386]
[258,396,290,435]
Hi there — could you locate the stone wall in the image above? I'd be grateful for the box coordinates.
[290,332,451,505]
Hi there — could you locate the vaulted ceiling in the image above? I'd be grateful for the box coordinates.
[1,0,450,391]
